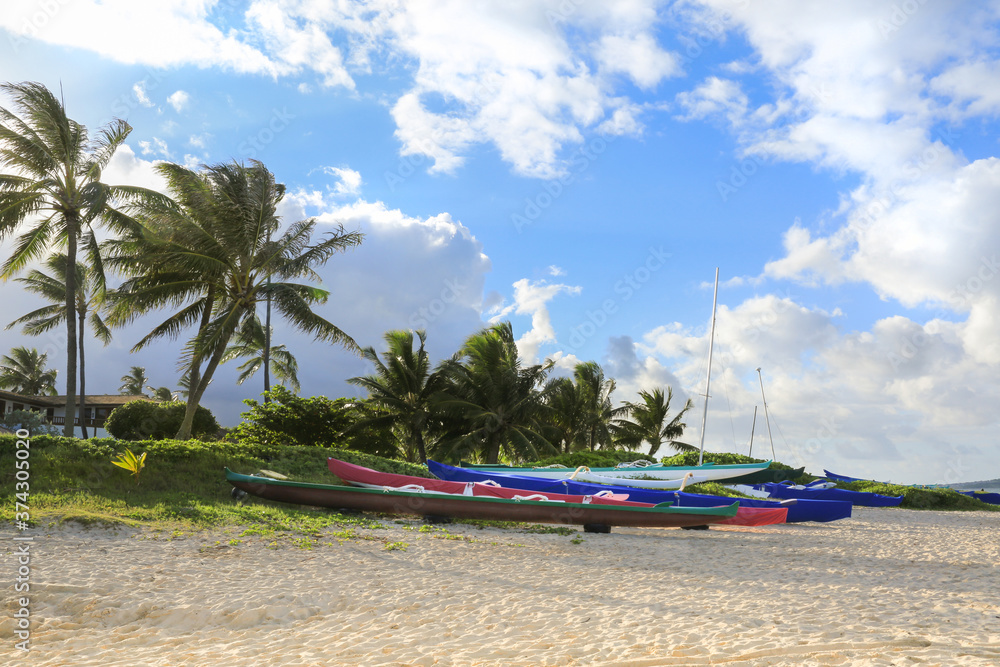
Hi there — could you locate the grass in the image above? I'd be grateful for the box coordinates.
[0,435,592,546]
[4,435,995,551]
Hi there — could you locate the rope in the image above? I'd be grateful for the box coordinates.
[513,494,563,502]
[615,460,654,469]
[568,466,590,480]
[383,484,426,493]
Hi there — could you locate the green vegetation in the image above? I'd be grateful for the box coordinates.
[104,400,220,441]
[0,435,607,545]
[110,447,147,484]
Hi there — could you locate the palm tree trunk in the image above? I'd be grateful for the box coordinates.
[263,280,271,403]
[414,428,427,464]
[63,218,78,438]
[78,307,88,439]
[176,343,226,439]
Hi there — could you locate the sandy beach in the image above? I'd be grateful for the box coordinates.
[3,508,999,666]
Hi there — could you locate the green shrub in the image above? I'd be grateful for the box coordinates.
[233,387,400,458]
[1,409,60,435]
[104,400,220,441]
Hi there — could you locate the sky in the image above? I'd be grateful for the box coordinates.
[1,0,998,485]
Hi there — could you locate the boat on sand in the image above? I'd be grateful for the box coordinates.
[225,468,741,530]
[328,458,787,527]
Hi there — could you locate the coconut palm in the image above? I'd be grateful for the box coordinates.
[7,253,112,437]
[614,387,694,457]
[0,346,57,395]
[147,386,177,402]
[540,375,583,455]
[436,322,555,464]
[105,159,363,438]
[347,329,449,463]
[118,366,147,395]
[222,320,300,394]
[573,361,627,451]
[0,81,133,436]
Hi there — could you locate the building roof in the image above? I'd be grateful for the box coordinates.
[0,390,151,407]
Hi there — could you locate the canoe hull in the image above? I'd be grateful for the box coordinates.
[428,460,848,523]
[225,469,739,528]
[757,482,903,507]
[464,461,772,483]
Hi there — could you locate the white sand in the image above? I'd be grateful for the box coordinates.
[3,508,999,666]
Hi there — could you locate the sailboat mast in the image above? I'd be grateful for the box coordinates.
[697,267,720,466]
[756,367,776,460]
[748,405,757,457]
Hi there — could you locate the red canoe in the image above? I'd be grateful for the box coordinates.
[328,458,786,527]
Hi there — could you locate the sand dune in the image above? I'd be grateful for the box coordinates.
[3,508,999,666]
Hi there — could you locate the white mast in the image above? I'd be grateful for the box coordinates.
[697,268,719,466]
[756,367,776,461]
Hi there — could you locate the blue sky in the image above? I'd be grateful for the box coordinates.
[2,1,999,485]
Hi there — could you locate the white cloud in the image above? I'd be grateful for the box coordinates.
[675,77,748,125]
[0,1,281,76]
[278,191,492,362]
[103,144,168,192]
[167,90,190,112]
[493,278,582,364]
[137,137,171,158]
[188,133,210,148]
[132,81,154,108]
[595,32,680,89]
[323,166,363,197]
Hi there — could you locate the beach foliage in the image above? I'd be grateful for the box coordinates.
[110,447,147,484]
[0,345,58,395]
[347,329,450,463]
[104,159,364,439]
[233,386,399,458]
[434,322,555,464]
[613,387,694,457]
[104,399,219,441]
[0,81,135,436]
[8,253,113,437]
[1,408,60,435]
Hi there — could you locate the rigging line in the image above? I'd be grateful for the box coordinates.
[718,357,739,453]
[768,410,799,468]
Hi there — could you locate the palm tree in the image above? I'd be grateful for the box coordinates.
[541,376,583,455]
[222,320,301,394]
[118,366,147,395]
[614,387,694,457]
[347,329,449,463]
[0,81,132,436]
[147,386,177,402]
[105,159,363,438]
[6,253,112,437]
[573,361,627,451]
[437,322,555,464]
[0,346,57,395]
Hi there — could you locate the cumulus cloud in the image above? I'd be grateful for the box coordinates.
[167,90,190,112]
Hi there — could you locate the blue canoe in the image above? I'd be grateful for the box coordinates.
[756,481,903,507]
[957,491,1000,506]
[427,460,852,523]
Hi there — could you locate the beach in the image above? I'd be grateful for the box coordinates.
[3,508,999,666]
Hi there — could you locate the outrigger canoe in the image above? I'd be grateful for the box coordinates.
[754,481,903,507]
[328,458,787,527]
[463,459,774,484]
[957,491,1000,505]
[225,469,741,530]
[428,460,846,524]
